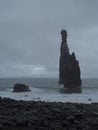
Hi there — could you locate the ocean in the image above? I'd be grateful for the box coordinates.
[0,78,98,103]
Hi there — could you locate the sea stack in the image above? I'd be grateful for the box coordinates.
[13,83,31,92]
[59,30,81,88]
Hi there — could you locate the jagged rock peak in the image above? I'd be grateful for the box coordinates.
[59,29,82,88]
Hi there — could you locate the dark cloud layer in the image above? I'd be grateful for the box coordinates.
[0,0,98,77]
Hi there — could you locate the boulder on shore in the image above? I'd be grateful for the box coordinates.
[13,83,31,92]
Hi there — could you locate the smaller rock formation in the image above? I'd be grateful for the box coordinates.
[59,30,81,88]
[13,83,31,92]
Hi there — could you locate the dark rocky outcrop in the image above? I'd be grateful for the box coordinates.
[0,97,98,130]
[13,83,31,92]
[59,30,81,88]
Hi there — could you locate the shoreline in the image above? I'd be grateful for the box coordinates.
[0,97,98,129]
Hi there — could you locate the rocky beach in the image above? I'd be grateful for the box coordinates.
[0,97,98,130]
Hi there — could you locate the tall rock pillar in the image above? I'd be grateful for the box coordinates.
[59,30,81,88]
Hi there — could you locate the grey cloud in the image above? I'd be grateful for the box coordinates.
[0,0,98,77]
[0,65,58,78]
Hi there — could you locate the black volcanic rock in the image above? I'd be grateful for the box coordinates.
[0,97,98,130]
[59,30,81,88]
[13,83,31,92]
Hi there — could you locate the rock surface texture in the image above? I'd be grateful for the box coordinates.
[0,97,98,130]
[59,30,81,88]
[13,83,31,92]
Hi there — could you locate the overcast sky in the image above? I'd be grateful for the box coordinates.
[0,0,98,78]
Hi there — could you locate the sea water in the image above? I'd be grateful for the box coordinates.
[0,78,98,103]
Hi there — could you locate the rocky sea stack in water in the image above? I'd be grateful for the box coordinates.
[59,30,81,88]
[13,83,31,92]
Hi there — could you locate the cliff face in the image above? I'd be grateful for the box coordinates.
[59,30,81,87]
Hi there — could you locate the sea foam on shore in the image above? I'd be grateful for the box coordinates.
[0,78,98,104]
